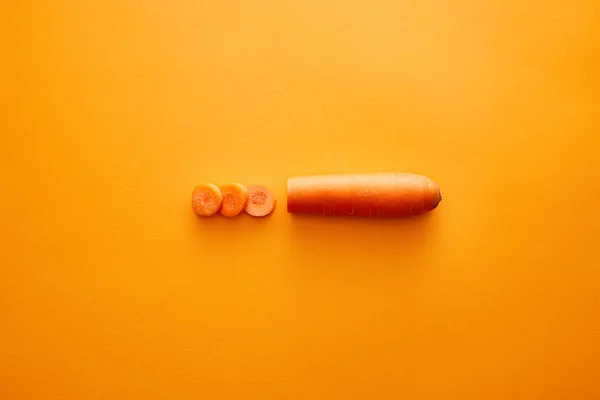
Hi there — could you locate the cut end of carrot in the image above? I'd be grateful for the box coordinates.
[192,183,223,217]
[245,183,275,217]
[219,183,249,217]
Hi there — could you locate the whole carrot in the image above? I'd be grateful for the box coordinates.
[287,172,441,217]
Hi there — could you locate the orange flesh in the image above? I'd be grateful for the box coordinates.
[192,183,223,217]
[286,172,441,217]
[245,183,275,217]
[218,183,249,217]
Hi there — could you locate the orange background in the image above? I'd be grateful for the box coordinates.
[2,1,600,399]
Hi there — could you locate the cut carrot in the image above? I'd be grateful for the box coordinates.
[219,183,249,217]
[245,183,275,217]
[287,172,441,217]
[192,183,223,217]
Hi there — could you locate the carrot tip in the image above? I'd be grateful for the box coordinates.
[433,191,442,209]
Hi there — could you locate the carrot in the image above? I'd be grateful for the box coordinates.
[219,183,249,217]
[245,183,275,217]
[192,183,223,217]
[287,172,441,217]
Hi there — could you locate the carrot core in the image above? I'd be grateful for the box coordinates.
[250,191,267,206]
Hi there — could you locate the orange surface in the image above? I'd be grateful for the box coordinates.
[2,1,600,398]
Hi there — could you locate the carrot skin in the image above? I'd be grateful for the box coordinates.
[287,173,441,217]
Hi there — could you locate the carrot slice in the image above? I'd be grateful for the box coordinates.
[192,183,223,217]
[287,172,442,217]
[245,183,275,217]
[218,183,249,217]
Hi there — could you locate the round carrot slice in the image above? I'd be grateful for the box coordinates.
[219,183,249,217]
[245,183,275,217]
[192,183,223,216]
